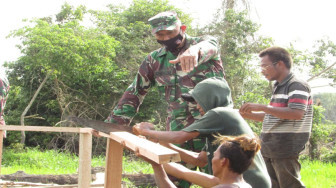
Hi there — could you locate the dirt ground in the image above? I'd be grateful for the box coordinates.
[0,169,155,187]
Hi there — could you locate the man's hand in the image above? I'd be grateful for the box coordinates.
[132,122,155,135]
[169,46,200,72]
[239,103,267,115]
[91,130,99,137]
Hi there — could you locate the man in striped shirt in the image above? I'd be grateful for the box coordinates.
[239,47,312,188]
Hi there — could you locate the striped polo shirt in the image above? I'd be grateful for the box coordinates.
[260,73,313,158]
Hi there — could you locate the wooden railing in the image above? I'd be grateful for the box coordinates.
[0,125,181,188]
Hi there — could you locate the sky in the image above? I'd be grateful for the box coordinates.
[0,0,335,93]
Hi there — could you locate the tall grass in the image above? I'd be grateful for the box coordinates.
[2,148,336,188]
[301,159,336,188]
[1,147,152,175]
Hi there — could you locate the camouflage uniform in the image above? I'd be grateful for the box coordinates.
[0,74,10,126]
[106,11,225,187]
[106,34,225,131]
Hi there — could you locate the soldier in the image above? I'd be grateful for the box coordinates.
[0,72,10,137]
[105,11,225,187]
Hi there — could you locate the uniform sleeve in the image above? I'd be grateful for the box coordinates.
[105,55,155,125]
[0,76,10,125]
[193,35,221,64]
[182,110,224,135]
[288,82,312,111]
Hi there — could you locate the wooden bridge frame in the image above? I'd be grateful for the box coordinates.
[0,125,180,188]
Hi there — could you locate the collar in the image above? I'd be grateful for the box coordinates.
[274,72,294,87]
[157,34,190,57]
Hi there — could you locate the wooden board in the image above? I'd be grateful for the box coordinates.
[109,132,181,164]
[0,125,92,133]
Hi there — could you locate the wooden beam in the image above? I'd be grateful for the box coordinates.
[104,138,123,188]
[0,125,93,133]
[109,132,180,164]
[78,132,92,188]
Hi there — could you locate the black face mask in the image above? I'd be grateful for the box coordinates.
[157,32,184,52]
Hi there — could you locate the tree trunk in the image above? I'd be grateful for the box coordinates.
[307,61,336,82]
[20,71,51,144]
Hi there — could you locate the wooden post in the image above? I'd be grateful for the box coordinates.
[104,137,123,188]
[78,132,92,188]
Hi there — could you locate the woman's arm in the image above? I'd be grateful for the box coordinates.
[163,162,220,188]
[161,142,208,167]
[151,163,177,188]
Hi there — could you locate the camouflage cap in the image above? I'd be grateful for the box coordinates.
[148,11,181,34]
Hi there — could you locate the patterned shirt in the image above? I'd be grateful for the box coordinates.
[0,74,10,125]
[261,73,313,158]
[106,34,225,131]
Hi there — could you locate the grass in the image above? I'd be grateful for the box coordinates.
[301,160,336,188]
[1,147,152,175]
[2,148,336,188]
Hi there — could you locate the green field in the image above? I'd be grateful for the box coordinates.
[301,160,336,188]
[1,147,153,175]
[1,148,335,187]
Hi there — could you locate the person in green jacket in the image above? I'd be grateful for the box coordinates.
[134,77,271,188]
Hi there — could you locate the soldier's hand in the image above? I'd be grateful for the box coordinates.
[91,129,102,138]
[133,122,155,135]
[169,46,200,72]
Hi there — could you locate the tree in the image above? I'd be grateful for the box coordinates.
[5,3,124,150]
[313,92,336,123]
[308,38,336,82]
[4,0,195,152]
[202,9,272,104]
[288,38,336,84]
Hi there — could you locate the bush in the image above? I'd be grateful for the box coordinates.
[307,105,336,161]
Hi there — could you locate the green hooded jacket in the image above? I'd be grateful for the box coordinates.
[182,77,271,188]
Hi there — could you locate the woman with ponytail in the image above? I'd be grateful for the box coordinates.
[137,134,262,188]
[210,134,261,188]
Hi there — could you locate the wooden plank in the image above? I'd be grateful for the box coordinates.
[78,132,92,188]
[109,132,181,164]
[0,125,93,133]
[104,138,123,188]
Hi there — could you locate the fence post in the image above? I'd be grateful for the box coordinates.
[104,137,123,188]
[78,132,92,188]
